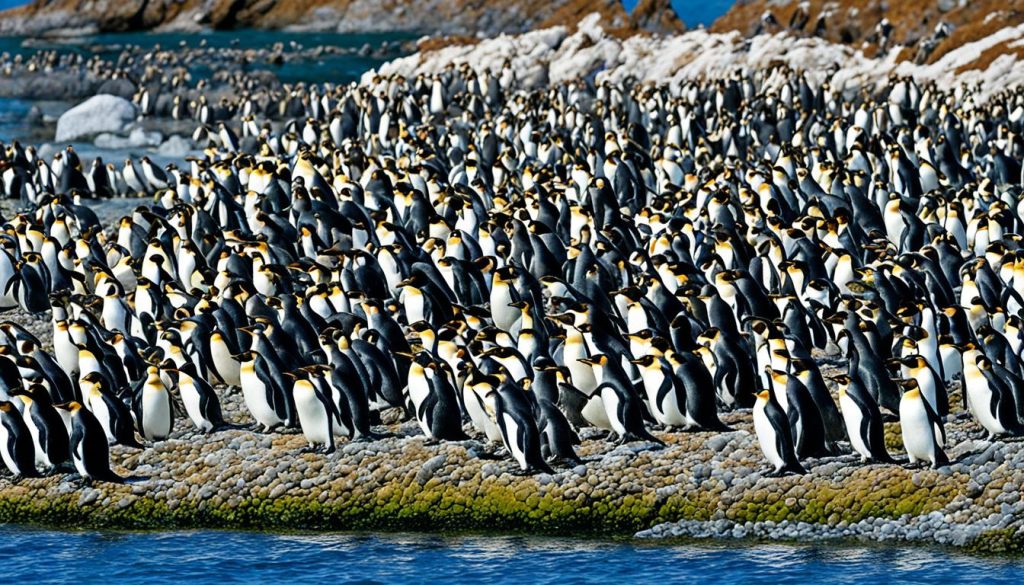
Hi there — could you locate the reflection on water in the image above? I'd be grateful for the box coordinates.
[1,527,1021,585]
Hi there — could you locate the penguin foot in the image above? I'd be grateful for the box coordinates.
[320,445,336,455]
[422,438,441,447]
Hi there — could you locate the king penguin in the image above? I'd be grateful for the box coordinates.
[0,400,40,478]
[753,389,805,476]
[291,377,338,454]
[899,379,949,468]
[58,401,124,483]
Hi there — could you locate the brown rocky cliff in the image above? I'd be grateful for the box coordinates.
[713,0,1024,64]
[0,0,685,37]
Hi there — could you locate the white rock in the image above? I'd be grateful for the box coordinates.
[55,94,137,143]
[156,134,192,157]
[93,127,162,149]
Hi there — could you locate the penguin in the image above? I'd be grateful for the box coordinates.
[291,377,338,454]
[238,351,289,432]
[899,379,949,468]
[752,389,805,476]
[835,375,893,463]
[134,366,174,441]
[536,397,581,466]
[963,352,1024,439]
[167,363,224,433]
[492,381,554,474]
[82,372,143,448]
[58,401,124,483]
[10,385,70,472]
[594,379,664,446]
[407,353,468,442]
[0,400,40,478]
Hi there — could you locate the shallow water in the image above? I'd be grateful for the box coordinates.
[5,30,413,85]
[1,527,1022,584]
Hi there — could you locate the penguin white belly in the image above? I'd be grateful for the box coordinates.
[142,389,172,440]
[407,374,433,437]
[501,413,527,470]
[211,341,241,386]
[0,423,17,474]
[490,285,518,331]
[916,375,938,413]
[180,383,212,432]
[23,413,48,468]
[402,291,425,324]
[88,396,117,444]
[295,393,331,446]
[72,436,88,478]
[753,402,784,470]
[899,400,934,464]
[966,381,1005,436]
[54,332,79,376]
[464,391,501,442]
[940,347,961,382]
[838,394,870,460]
[643,371,685,427]
[240,370,282,428]
[581,394,612,430]
[600,387,627,435]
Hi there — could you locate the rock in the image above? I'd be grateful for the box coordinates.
[55,95,136,143]
[416,454,447,485]
[94,127,163,149]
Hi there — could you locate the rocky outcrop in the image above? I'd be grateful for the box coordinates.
[0,0,685,37]
[371,13,1024,101]
[54,94,136,143]
[713,0,1024,64]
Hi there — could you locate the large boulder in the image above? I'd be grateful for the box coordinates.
[54,94,137,143]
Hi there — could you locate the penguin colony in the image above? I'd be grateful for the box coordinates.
[0,58,1022,487]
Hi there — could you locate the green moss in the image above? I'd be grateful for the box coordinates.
[0,465,963,541]
[966,528,1024,555]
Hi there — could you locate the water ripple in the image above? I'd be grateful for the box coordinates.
[1,527,1022,585]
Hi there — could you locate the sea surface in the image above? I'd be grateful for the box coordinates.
[1,527,1022,584]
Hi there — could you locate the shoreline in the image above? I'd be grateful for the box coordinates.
[0,394,1021,555]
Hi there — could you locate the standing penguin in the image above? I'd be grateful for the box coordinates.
[291,377,338,454]
[752,389,805,475]
[0,401,40,478]
[134,366,174,441]
[492,381,553,474]
[407,354,468,442]
[10,385,70,472]
[899,379,949,468]
[835,375,893,463]
[168,363,224,433]
[57,401,124,483]
[238,351,289,432]
[536,397,581,466]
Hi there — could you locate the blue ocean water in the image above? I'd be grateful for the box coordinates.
[1,527,1022,584]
